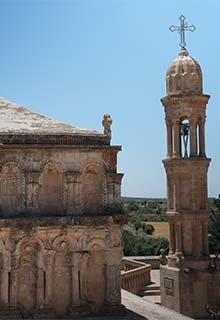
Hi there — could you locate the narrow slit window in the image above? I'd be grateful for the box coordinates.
[43,271,46,302]
[78,271,81,301]
[8,272,11,305]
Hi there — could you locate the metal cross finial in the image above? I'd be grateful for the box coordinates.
[169,15,196,49]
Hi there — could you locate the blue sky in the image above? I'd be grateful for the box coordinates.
[0,0,219,197]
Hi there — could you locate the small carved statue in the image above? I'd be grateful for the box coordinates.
[102,114,112,138]
[159,249,168,265]
[175,251,184,266]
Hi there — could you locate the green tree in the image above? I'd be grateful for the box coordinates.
[209,209,220,254]
[122,229,169,256]
[143,223,155,235]
[208,194,220,254]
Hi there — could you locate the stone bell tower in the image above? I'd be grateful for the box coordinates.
[160,16,220,319]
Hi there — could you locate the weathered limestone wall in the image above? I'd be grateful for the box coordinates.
[0,143,126,318]
[0,146,123,217]
[161,261,220,319]
[0,217,124,317]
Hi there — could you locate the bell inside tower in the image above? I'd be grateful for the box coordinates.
[180,119,190,158]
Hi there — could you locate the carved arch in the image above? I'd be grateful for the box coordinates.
[15,236,45,267]
[51,235,71,314]
[15,236,45,312]
[87,237,107,312]
[0,161,25,215]
[39,161,66,215]
[52,235,69,252]
[81,162,107,214]
[87,237,107,251]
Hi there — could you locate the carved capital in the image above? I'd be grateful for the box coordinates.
[25,171,40,184]
[106,173,123,184]
[66,171,81,184]
[44,250,55,267]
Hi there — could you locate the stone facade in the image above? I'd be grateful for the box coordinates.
[0,98,126,318]
[160,49,220,319]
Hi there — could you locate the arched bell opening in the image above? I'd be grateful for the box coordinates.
[180,119,190,158]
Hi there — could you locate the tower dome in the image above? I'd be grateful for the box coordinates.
[166,49,203,96]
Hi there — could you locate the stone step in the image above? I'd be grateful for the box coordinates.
[142,289,161,296]
[142,295,161,304]
[144,284,160,291]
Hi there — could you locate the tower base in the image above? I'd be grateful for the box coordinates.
[160,257,220,319]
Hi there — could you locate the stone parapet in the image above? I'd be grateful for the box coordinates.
[0,133,111,146]
[121,258,151,294]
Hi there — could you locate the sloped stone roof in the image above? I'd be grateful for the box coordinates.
[0,97,100,135]
[0,97,109,145]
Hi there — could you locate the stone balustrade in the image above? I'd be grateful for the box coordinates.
[121,257,151,294]
[124,255,160,269]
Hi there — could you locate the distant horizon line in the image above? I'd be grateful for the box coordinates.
[122,196,216,201]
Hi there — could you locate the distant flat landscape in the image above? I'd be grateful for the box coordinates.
[147,221,169,239]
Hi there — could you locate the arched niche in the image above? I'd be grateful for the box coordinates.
[52,237,71,316]
[0,162,23,216]
[39,163,63,215]
[87,239,106,312]
[82,163,106,215]
[16,238,44,312]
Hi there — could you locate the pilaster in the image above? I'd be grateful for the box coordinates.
[66,172,81,214]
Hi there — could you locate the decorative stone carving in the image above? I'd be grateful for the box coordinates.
[0,163,24,216]
[102,114,112,138]
[82,164,106,214]
[39,163,64,215]
[25,171,40,212]
[159,249,168,265]
[66,171,81,214]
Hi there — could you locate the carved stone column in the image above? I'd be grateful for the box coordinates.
[45,250,55,305]
[66,172,81,215]
[166,120,173,158]
[106,174,114,206]
[36,268,44,306]
[169,223,175,255]
[9,255,18,306]
[175,223,182,254]
[71,252,80,306]
[190,119,197,157]
[68,252,91,317]
[105,249,122,306]
[25,171,40,212]
[0,269,9,306]
[106,174,123,209]
[114,174,123,205]
[173,121,180,158]
[78,253,89,305]
[199,121,206,157]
